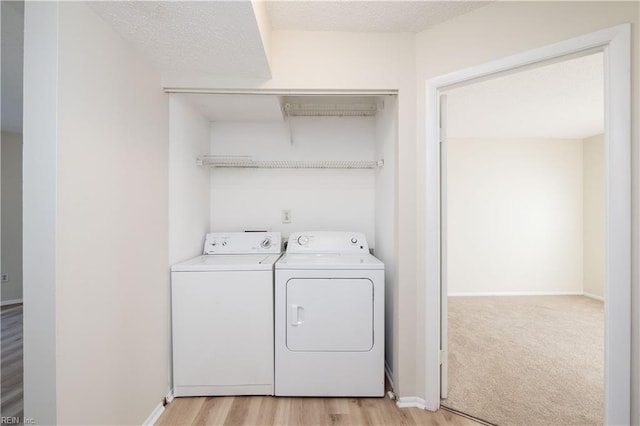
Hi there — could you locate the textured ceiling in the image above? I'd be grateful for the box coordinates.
[88,1,491,81]
[1,1,24,133]
[447,53,604,139]
[89,1,271,78]
[266,1,489,33]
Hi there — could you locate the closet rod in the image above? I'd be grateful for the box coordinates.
[197,156,384,170]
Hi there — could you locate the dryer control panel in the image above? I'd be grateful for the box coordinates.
[287,231,369,254]
[203,232,282,255]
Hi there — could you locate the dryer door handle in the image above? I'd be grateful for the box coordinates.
[290,304,304,326]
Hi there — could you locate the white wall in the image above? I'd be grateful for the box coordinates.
[209,118,377,244]
[25,19,418,414]
[447,138,584,295]
[447,134,606,299]
[165,29,418,399]
[24,2,170,424]
[169,95,211,265]
[23,3,59,422]
[22,1,636,415]
[583,133,605,299]
[1,131,22,304]
[55,3,170,423]
[416,2,638,407]
[374,96,397,376]
[1,0,24,133]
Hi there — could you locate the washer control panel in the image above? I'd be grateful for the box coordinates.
[287,231,369,254]
[203,232,281,255]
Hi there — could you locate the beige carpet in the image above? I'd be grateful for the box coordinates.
[444,296,604,426]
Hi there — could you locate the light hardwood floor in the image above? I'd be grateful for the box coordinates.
[0,304,478,425]
[157,394,480,425]
[1,304,23,421]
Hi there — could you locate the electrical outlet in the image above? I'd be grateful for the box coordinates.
[282,209,291,224]
[1,273,8,283]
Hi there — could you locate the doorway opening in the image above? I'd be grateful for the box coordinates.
[424,24,631,426]
[1,0,25,421]
[439,52,605,425]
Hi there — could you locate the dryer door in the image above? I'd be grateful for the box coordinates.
[286,278,373,352]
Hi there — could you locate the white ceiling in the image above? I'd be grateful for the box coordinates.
[89,1,490,81]
[266,1,489,33]
[88,1,272,78]
[447,53,604,139]
[1,1,24,133]
[182,94,284,122]
[183,54,604,140]
[5,2,602,139]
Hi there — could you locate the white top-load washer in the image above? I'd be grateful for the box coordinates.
[171,232,281,397]
[275,231,384,397]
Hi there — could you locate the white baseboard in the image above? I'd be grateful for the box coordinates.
[583,292,605,302]
[396,396,426,410]
[142,389,174,425]
[142,402,164,426]
[0,298,23,306]
[448,291,582,297]
[384,361,395,390]
[448,292,606,302]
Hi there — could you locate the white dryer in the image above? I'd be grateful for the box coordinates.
[171,232,281,397]
[274,231,384,397]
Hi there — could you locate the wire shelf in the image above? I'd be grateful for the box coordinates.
[197,156,383,170]
[283,103,377,117]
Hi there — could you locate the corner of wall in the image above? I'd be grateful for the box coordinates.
[250,0,273,76]
[582,133,605,300]
[22,1,59,423]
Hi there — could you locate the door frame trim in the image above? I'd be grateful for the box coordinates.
[423,24,631,425]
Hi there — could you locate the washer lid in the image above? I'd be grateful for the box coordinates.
[172,254,282,272]
[275,253,384,270]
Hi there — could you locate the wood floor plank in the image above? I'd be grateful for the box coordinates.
[412,407,480,426]
[344,398,367,425]
[323,397,351,426]
[159,394,483,426]
[156,397,207,426]
[324,397,350,415]
[288,397,308,426]
[192,396,234,426]
[1,304,22,420]
[272,396,293,426]
[225,396,264,426]
[254,396,277,425]
[1,373,23,390]
[374,397,412,426]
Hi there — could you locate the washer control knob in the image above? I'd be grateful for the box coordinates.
[261,238,272,248]
[221,241,228,246]
[211,240,217,246]
[297,235,309,246]
[351,237,358,244]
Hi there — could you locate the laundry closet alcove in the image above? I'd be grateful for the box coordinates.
[167,92,398,382]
